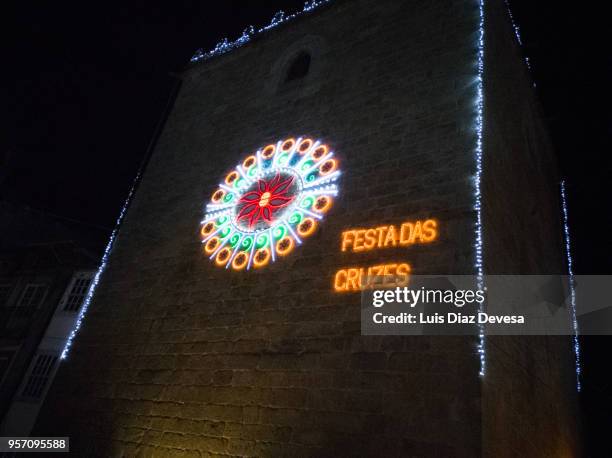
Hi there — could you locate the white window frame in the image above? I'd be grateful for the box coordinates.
[19,352,59,401]
[57,271,95,314]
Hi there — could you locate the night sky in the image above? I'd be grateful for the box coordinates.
[4,0,611,453]
[3,0,305,229]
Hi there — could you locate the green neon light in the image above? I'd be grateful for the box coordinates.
[289,212,303,225]
[301,196,314,208]
[277,153,289,165]
[273,225,286,239]
[301,160,314,172]
[256,234,268,248]
[241,237,253,250]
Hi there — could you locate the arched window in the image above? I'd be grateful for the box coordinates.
[285,51,311,82]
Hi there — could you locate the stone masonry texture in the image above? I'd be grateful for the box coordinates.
[481,1,581,457]
[34,0,579,456]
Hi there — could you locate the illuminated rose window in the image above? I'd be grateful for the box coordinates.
[200,137,341,270]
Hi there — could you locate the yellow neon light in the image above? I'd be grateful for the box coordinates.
[205,237,220,254]
[215,247,232,265]
[211,189,225,203]
[243,155,256,169]
[281,138,295,152]
[232,251,249,270]
[225,171,239,185]
[253,248,271,268]
[259,192,271,207]
[201,222,215,237]
[333,263,411,292]
[297,138,313,154]
[276,236,295,256]
[319,158,337,176]
[313,196,332,213]
[312,144,328,160]
[297,217,317,237]
[262,144,276,159]
[341,219,437,252]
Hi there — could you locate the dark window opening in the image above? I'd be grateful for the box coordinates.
[285,52,311,82]
[21,354,57,399]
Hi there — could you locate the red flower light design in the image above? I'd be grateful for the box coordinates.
[237,173,295,228]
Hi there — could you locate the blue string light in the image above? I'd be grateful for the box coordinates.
[475,0,486,377]
[60,174,142,360]
[560,180,582,392]
[190,1,331,64]
[504,0,523,46]
[504,0,535,87]
[505,1,581,391]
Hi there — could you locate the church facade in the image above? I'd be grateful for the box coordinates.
[35,0,580,456]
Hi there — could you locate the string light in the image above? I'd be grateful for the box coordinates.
[504,0,535,86]
[190,1,331,64]
[504,0,523,46]
[60,173,142,360]
[560,180,582,392]
[474,0,486,377]
[505,2,580,391]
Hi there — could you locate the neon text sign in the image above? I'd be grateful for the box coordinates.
[333,219,438,292]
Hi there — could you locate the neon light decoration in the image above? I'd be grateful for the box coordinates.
[201,137,341,270]
[334,263,411,293]
[560,180,582,392]
[340,220,438,252]
[190,1,332,64]
[474,0,486,377]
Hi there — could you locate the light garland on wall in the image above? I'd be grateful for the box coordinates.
[505,1,581,391]
[504,0,535,86]
[60,173,142,360]
[474,0,486,377]
[504,0,523,46]
[201,137,340,271]
[560,180,582,392]
[190,0,332,64]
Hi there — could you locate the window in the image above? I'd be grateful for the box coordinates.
[63,276,93,312]
[0,350,15,383]
[9,284,46,320]
[21,354,58,399]
[285,51,311,82]
[16,284,46,309]
[0,284,12,306]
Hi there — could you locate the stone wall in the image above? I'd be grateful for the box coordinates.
[481,1,581,456]
[34,0,578,456]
